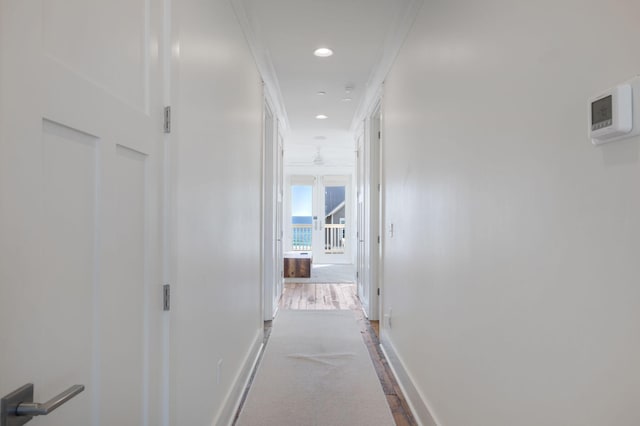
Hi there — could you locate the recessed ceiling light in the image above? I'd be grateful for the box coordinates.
[315,114,328,120]
[313,48,333,57]
[314,136,327,140]
[341,97,353,102]
[316,91,326,96]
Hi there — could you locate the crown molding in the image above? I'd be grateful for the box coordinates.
[350,0,424,132]
[230,0,291,135]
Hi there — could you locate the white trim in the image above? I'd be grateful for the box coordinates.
[229,0,290,135]
[350,0,424,132]
[369,101,382,321]
[353,117,365,143]
[161,1,173,426]
[379,334,441,426]
[286,165,355,176]
[359,85,384,133]
[355,130,367,316]
[262,95,278,320]
[216,329,264,426]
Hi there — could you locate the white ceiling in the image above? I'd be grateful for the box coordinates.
[233,0,421,167]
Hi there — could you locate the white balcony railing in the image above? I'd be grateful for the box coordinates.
[291,223,346,254]
[324,224,345,254]
[292,224,312,251]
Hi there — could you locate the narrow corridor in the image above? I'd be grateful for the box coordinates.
[2,1,639,425]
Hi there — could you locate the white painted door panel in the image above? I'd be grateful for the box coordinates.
[367,111,381,321]
[263,104,276,320]
[314,176,351,264]
[275,135,284,303]
[0,1,165,425]
[356,136,369,315]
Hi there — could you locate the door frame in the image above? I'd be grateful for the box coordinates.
[371,103,383,322]
[356,132,368,314]
[285,174,316,253]
[355,97,382,320]
[275,131,284,310]
[284,174,354,265]
[262,95,282,320]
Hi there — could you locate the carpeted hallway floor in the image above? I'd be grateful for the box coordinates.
[233,280,418,426]
[235,310,396,426]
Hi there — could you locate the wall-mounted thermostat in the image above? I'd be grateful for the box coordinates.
[590,76,640,145]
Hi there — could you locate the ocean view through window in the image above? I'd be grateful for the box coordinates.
[291,185,313,251]
[292,215,312,250]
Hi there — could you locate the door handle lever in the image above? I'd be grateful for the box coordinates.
[1,383,84,426]
[17,385,84,416]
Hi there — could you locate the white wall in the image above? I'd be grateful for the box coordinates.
[171,0,263,424]
[382,1,640,425]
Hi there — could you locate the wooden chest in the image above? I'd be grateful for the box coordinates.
[284,252,312,278]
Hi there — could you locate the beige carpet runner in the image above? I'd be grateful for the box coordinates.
[236,310,395,426]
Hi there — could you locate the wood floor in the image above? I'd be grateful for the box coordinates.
[275,283,418,426]
[278,282,359,310]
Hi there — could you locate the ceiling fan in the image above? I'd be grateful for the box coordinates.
[287,146,325,166]
[311,147,324,165]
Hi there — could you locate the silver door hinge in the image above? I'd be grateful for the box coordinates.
[164,106,171,133]
[377,288,380,296]
[377,235,381,244]
[163,284,170,311]
[356,271,359,278]
[378,183,381,191]
[378,131,381,139]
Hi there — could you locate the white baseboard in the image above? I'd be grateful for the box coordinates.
[216,329,264,426]
[379,333,441,426]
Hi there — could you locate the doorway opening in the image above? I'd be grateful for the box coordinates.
[286,175,352,264]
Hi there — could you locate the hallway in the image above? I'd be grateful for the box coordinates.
[2,0,640,425]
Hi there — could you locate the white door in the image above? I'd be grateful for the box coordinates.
[275,133,284,301]
[288,176,315,253]
[0,2,166,425]
[355,107,382,319]
[356,138,369,314]
[367,109,382,320]
[263,105,285,319]
[314,176,351,264]
[263,104,277,319]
